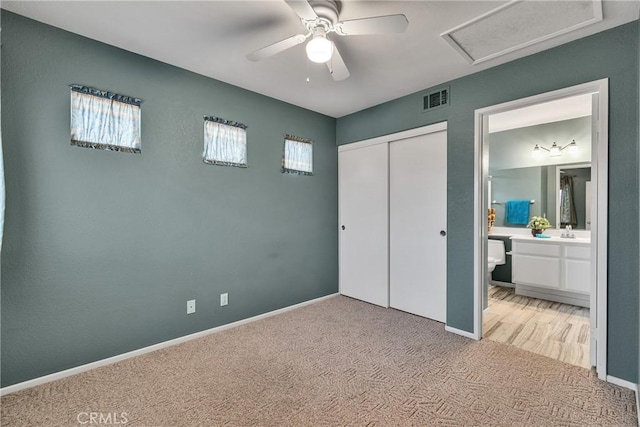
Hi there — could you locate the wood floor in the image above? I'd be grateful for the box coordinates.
[484,286,590,369]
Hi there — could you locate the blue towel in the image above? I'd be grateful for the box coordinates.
[535,234,552,238]
[505,200,530,225]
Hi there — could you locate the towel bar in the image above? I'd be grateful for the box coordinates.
[491,200,535,204]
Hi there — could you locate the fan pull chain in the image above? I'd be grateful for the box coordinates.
[329,43,334,75]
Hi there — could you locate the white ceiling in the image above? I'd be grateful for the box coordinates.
[3,1,638,118]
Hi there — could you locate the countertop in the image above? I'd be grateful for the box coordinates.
[510,235,591,245]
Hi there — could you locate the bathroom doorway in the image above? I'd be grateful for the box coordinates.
[473,79,608,379]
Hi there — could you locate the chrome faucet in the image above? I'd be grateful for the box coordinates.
[561,225,575,238]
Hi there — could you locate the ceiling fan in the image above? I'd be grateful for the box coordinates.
[247,0,409,81]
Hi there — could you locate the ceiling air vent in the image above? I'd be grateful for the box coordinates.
[422,86,450,112]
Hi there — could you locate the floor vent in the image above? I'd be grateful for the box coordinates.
[422,86,450,112]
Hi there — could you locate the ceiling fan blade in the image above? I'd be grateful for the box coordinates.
[284,0,318,21]
[327,44,350,81]
[335,14,408,36]
[247,34,307,61]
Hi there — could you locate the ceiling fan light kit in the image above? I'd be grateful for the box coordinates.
[306,28,333,63]
[247,0,408,81]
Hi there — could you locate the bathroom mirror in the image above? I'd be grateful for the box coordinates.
[489,163,591,229]
[556,164,591,230]
[487,115,592,230]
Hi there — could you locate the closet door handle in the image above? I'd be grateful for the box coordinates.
[341,225,346,230]
[440,230,447,236]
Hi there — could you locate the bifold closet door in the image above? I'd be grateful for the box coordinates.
[389,131,447,322]
[338,143,388,307]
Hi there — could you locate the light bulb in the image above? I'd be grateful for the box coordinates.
[566,139,579,154]
[306,35,333,63]
[532,145,542,158]
[549,142,562,157]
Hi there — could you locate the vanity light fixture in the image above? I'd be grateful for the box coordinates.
[533,140,578,157]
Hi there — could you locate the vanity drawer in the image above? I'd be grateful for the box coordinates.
[565,245,591,260]
[513,241,561,257]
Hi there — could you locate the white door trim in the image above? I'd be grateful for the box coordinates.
[473,79,608,380]
[338,121,448,152]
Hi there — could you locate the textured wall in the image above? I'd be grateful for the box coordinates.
[1,12,338,387]
[337,22,640,382]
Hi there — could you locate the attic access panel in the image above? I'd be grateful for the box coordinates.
[441,0,603,65]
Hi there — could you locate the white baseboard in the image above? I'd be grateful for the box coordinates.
[636,386,639,427]
[483,307,490,315]
[606,375,639,425]
[445,325,479,340]
[489,280,514,288]
[606,375,638,392]
[0,293,339,396]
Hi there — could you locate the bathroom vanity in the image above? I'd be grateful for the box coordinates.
[510,236,591,307]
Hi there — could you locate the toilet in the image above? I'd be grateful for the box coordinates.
[488,239,506,274]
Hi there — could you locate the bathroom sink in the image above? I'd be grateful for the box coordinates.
[510,235,590,244]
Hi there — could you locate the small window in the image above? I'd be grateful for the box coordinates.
[203,116,248,168]
[70,85,142,153]
[282,135,312,176]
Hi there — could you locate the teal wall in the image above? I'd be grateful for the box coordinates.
[337,22,640,382]
[1,12,338,387]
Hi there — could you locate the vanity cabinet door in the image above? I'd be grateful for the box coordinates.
[564,259,590,293]
[512,254,561,289]
[564,245,591,294]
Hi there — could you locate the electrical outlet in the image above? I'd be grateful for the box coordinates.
[220,293,228,306]
[187,299,196,314]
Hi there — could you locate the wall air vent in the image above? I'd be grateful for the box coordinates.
[422,86,450,112]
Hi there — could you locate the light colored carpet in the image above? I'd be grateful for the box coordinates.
[2,295,636,426]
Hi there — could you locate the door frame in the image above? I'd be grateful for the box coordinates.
[472,79,608,379]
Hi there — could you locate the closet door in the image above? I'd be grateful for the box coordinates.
[390,131,447,322]
[338,143,389,307]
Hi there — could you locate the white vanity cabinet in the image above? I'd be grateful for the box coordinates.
[511,237,590,307]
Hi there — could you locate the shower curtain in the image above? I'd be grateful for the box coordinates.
[560,175,577,227]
